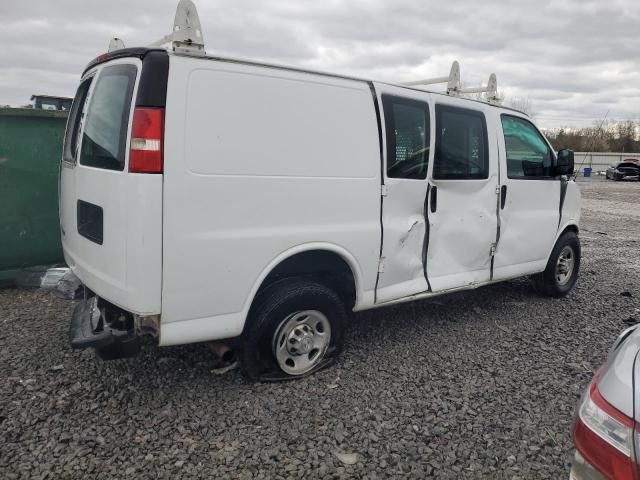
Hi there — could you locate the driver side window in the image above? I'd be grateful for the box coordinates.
[501,115,553,178]
[433,105,489,180]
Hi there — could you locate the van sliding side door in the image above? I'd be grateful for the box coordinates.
[424,100,499,291]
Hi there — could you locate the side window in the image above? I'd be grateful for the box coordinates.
[433,105,488,180]
[80,64,137,171]
[382,95,430,180]
[501,115,553,178]
[62,77,93,164]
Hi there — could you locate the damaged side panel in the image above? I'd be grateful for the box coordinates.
[373,84,432,304]
[424,100,499,292]
[426,178,498,291]
[376,180,430,303]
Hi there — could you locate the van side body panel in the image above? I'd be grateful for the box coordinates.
[558,181,581,234]
[160,56,381,343]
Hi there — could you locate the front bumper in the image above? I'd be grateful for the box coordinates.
[70,295,140,359]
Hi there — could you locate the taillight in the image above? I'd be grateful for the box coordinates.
[129,107,164,173]
[574,378,637,479]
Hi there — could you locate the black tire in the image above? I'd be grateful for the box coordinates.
[239,277,346,381]
[534,231,580,297]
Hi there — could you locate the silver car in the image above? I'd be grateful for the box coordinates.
[605,160,639,181]
[570,325,640,479]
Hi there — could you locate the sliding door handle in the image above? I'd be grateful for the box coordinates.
[500,185,507,210]
[430,186,438,213]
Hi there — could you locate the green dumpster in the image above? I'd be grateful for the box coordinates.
[0,107,68,284]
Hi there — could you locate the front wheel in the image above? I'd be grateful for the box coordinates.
[534,231,581,297]
[239,278,346,381]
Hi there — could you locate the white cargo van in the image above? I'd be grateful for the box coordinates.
[60,1,580,380]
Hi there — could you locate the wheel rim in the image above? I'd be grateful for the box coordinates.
[555,245,575,286]
[272,310,331,376]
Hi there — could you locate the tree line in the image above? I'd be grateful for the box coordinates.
[543,121,640,153]
[500,96,639,153]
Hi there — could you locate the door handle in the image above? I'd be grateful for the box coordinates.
[430,186,438,213]
[500,185,507,210]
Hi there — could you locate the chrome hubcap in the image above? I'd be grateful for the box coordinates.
[273,310,331,375]
[556,245,575,286]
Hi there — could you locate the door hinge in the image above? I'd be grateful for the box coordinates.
[381,184,388,197]
[490,243,497,256]
[378,257,385,273]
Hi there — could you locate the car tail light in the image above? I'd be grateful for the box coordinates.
[129,107,164,173]
[573,376,637,480]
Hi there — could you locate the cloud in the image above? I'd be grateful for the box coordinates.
[0,0,638,127]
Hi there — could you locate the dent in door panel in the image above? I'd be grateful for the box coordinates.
[427,203,494,275]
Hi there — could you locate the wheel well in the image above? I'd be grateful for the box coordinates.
[256,250,357,310]
[560,224,579,237]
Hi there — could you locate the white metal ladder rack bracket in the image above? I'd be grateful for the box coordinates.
[458,73,501,105]
[108,37,126,52]
[107,0,205,55]
[404,61,461,95]
[149,0,206,56]
[404,61,502,105]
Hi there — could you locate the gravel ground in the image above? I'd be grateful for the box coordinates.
[1,178,639,479]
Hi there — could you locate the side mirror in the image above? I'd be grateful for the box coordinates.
[554,149,574,176]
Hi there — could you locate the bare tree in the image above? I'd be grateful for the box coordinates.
[544,120,639,152]
[504,96,535,118]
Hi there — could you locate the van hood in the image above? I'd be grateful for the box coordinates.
[598,325,640,420]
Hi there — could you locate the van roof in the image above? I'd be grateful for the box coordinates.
[84,47,530,118]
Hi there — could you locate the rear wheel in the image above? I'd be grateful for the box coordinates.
[240,278,346,381]
[534,231,580,297]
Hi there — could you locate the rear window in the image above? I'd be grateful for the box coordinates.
[433,105,488,180]
[382,94,430,180]
[80,64,137,171]
[62,77,93,164]
[619,163,639,170]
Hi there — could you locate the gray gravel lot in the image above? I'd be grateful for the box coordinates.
[1,178,639,479]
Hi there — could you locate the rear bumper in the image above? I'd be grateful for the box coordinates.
[569,450,605,480]
[70,295,141,359]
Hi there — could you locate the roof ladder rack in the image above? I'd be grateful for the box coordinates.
[458,73,500,104]
[149,0,205,55]
[405,61,461,95]
[107,0,206,55]
[405,61,501,104]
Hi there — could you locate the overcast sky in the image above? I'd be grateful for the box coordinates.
[1,0,638,128]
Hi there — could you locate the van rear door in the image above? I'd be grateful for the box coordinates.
[60,52,166,315]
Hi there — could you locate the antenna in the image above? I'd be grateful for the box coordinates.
[405,61,461,95]
[148,0,205,55]
[108,38,125,52]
